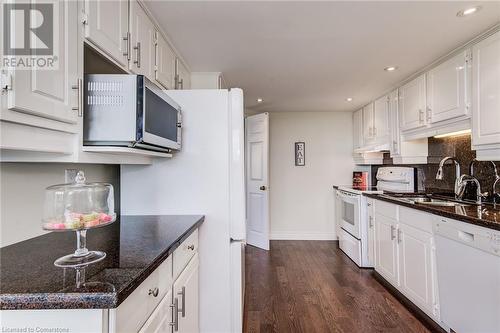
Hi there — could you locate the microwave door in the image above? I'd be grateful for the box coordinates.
[142,80,182,150]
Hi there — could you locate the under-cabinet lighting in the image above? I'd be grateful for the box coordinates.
[457,6,481,17]
[433,129,471,138]
[256,98,263,103]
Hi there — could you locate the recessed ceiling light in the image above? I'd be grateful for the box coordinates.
[346,97,353,102]
[256,98,263,103]
[457,6,481,17]
[384,66,398,72]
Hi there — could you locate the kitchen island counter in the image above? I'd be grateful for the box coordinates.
[0,215,204,310]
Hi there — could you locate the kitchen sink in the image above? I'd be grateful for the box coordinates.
[387,195,472,207]
[416,200,470,207]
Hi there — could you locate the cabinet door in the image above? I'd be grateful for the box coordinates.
[389,90,400,156]
[129,0,155,80]
[155,32,176,90]
[399,75,426,131]
[175,58,191,90]
[398,223,435,315]
[373,95,390,143]
[375,213,399,286]
[5,0,79,125]
[472,31,500,147]
[367,200,375,266]
[84,0,129,67]
[426,51,470,124]
[139,289,173,333]
[352,109,363,150]
[174,254,199,333]
[362,103,374,143]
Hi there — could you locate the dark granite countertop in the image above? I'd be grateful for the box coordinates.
[364,193,500,231]
[0,215,204,310]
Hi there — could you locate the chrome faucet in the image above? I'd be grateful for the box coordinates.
[458,175,482,204]
[470,158,500,203]
[435,156,462,199]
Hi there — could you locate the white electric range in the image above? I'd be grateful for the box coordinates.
[336,167,416,267]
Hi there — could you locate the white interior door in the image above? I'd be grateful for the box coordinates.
[245,113,270,250]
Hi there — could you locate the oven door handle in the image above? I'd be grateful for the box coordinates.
[338,191,359,204]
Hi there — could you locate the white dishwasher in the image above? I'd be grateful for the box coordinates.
[434,217,500,333]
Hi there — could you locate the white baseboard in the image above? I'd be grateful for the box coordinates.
[270,231,336,240]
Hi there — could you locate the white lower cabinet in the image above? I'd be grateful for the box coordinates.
[173,254,199,333]
[139,288,174,333]
[374,212,399,287]
[373,200,441,324]
[397,222,436,316]
[367,199,376,266]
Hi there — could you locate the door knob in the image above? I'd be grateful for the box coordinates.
[260,186,266,191]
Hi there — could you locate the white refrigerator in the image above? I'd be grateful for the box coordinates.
[120,89,246,333]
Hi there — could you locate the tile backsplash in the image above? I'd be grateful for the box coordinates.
[372,135,500,199]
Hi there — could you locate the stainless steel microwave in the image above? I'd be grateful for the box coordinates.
[83,74,182,152]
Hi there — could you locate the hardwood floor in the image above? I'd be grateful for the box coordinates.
[243,240,432,333]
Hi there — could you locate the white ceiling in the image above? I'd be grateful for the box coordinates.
[145,1,500,113]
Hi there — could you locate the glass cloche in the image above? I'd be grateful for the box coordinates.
[42,171,116,267]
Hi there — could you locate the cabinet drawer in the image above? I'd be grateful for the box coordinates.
[138,289,173,333]
[173,229,198,280]
[375,200,398,220]
[113,255,172,333]
[399,206,433,233]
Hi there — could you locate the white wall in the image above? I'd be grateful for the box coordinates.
[269,111,354,240]
[0,163,120,247]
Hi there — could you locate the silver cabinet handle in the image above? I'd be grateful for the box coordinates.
[369,216,373,228]
[133,42,141,68]
[71,79,83,117]
[397,229,402,243]
[426,107,432,122]
[170,298,179,331]
[177,286,186,317]
[123,32,130,60]
[148,287,159,297]
[187,244,195,251]
[418,109,424,123]
[179,78,184,90]
[390,225,396,240]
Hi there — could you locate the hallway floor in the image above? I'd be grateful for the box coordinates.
[243,240,431,333]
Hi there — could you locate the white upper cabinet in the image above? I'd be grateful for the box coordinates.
[426,50,471,124]
[175,58,191,90]
[155,32,176,90]
[472,31,500,160]
[84,0,129,67]
[399,74,427,132]
[373,95,390,143]
[389,90,401,156]
[3,0,79,125]
[129,0,155,81]
[362,103,375,143]
[353,109,363,150]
